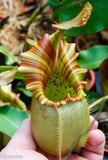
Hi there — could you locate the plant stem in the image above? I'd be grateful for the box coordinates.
[25,0,48,28]
[89,95,108,111]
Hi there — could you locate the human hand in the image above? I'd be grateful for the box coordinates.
[0,116,105,160]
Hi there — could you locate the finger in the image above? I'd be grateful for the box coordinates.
[81,129,105,160]
[4,117,36,151]
[90,116,98,130]
[63,154,87,160]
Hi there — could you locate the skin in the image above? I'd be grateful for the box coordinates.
[0,116,105,160]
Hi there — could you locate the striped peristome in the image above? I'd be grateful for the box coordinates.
[19,30,87,107]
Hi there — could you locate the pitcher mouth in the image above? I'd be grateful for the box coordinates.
[45,68,77,102]
[18,34,87,107]
[44,63,87,107]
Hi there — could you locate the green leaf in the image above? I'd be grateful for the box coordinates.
[85,90,101,112]
[0,46,17,65]
[14,72,24,80]
[0,66,14,73]
[85,90,101,104]
[0,106,29,137]
[49,0,108,36]
[77,46,108,69]
[17,87,33,97]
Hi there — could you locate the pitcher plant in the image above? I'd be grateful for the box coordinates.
[18,2,107,160]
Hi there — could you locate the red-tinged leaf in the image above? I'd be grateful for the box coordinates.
[0,99,9,107]
[52,2,92,30]
[0,67,17,85]
[0,84,27,111]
